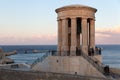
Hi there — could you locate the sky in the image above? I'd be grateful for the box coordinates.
[0,0,120,45]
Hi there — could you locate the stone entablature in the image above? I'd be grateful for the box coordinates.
[56,5,97,20]
[57,11,96,20]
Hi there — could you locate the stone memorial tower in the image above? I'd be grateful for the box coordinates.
[56,5,97,56]
[32,5,104,78]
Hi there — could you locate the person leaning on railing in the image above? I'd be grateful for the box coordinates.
[98,48,102,55]
[95,47,102,55]
[88,48,94,56]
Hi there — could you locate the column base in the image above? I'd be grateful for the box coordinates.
[82,46,88,55]
[61,46,69,56]
[57,46,61,56]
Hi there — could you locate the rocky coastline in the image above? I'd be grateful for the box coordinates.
[0,48,17,64]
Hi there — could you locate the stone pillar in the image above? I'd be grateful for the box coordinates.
[57,19,62,56]
[70,17,77,56]
[90,19,95,49]
[82,18,88,55]
[61,18,69,56]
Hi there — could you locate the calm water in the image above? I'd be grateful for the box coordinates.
[0,45,120,69]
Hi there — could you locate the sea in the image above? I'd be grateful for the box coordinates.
[0,45,120,69]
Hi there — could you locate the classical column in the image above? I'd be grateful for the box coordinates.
[61,18,69,56]
[90,19,95,49]
[82,18,88,55]
[70,17,77,56]
[57,19,62,56]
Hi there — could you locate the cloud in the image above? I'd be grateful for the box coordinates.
[0,26,120,45]
[95,26,120,44]
[0,33,57,45]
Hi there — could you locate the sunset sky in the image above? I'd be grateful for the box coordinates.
[0,0,120,45]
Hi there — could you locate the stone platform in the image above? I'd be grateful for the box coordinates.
[32,56,104,78]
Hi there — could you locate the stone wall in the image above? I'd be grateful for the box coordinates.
[0,69,111,80]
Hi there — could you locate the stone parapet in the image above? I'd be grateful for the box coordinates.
[0,69,112,80]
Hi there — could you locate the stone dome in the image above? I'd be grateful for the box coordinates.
[55,4,97,13]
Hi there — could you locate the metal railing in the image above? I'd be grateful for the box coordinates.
[31,51,52,68]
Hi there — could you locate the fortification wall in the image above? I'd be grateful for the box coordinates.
[0,69,111,80]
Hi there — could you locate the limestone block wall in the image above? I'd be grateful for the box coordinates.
[32,56,105,77]
[0,69,112,80]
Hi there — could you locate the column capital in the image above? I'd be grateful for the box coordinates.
[57,19,62,21]
[81,18,88,22]
[70,17,76,19]
[57,17,62,21]
[59,17,68,20]
[62,18,67,20]
[82,17,87,19]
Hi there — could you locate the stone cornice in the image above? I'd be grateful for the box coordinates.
[55,5,97,13]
